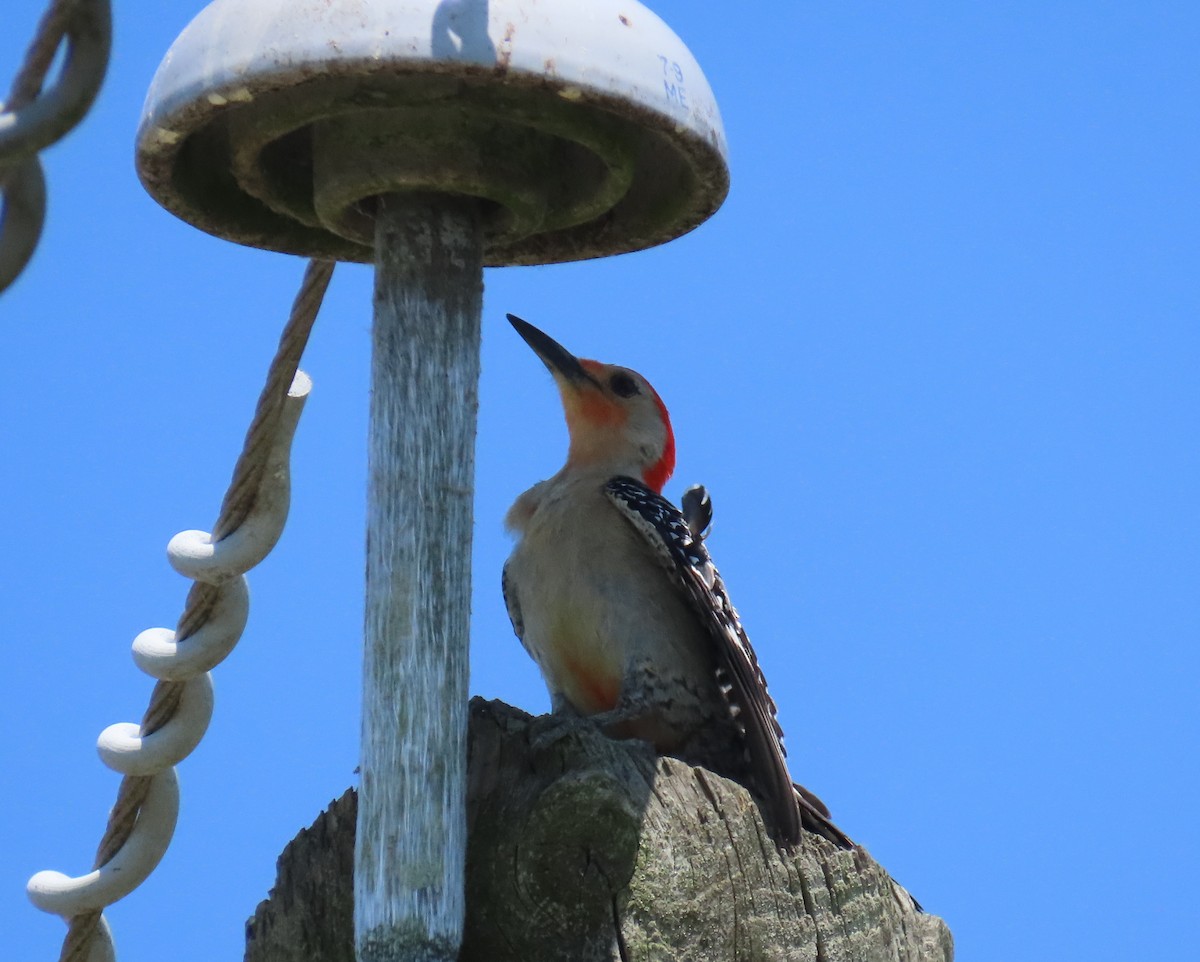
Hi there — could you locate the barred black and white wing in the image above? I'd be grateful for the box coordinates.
[502,559,527,653]
[603,475,805,845]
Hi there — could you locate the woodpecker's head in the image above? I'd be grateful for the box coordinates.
[508,314,676,492]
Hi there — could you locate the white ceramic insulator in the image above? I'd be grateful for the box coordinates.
[130,576,249,680]
[96,674,214,776]
[28,768,180,916]
[167,371,311,584]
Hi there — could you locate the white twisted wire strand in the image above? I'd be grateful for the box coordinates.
[28,770,181,915]
[168,370,310,583]
[130,579,249,680]
[24,373,311,940]
[0,0,112,293]
[96,675,214,776]
[25,259,332,962]
[43,916,117,962]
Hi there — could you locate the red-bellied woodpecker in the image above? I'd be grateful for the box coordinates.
[501,314,851,849]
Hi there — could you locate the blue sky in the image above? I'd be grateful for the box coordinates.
[4,2,1197,960]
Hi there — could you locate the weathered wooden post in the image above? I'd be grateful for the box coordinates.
[135,2,732,959]
[244,701,954,962]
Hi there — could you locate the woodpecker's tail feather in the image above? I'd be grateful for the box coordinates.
[794,782,855,849]
[681,484,713,542]
[794,781,831,818]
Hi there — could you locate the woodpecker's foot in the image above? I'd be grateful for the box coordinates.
[594,708,684,753]
[527,709,598,753]
[529,704,660,754]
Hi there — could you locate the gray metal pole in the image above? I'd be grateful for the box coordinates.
[357,193,482,962]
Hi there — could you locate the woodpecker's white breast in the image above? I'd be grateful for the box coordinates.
[504,469,710,720]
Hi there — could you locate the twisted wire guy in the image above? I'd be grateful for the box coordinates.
[27,260,334,962]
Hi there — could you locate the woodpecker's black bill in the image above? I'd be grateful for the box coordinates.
[507,314,600,388]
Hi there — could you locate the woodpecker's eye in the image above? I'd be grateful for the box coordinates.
[609,372,639,398]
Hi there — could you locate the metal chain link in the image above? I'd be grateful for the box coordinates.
[0,0,112,293]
